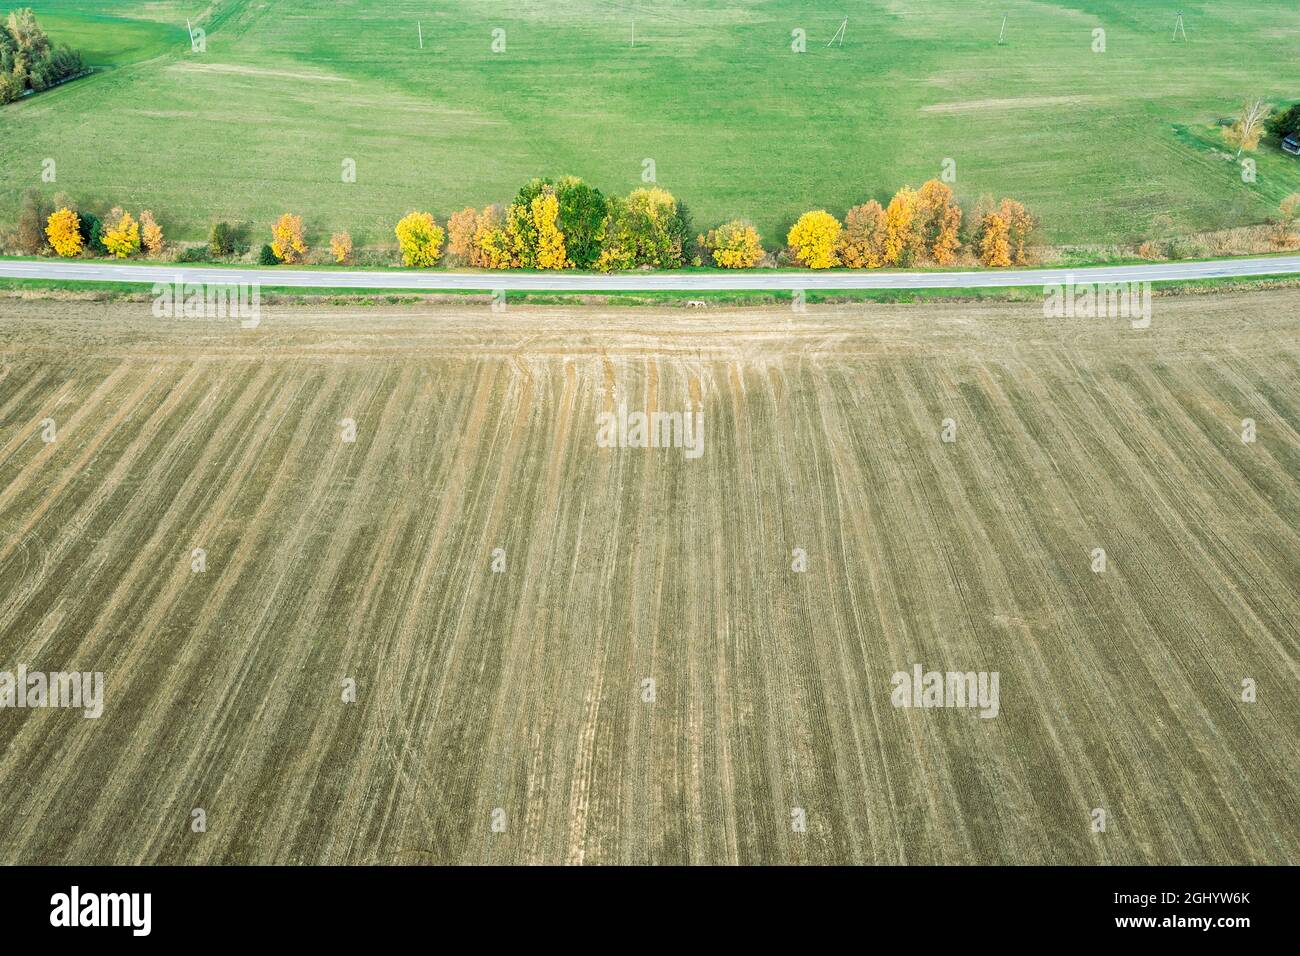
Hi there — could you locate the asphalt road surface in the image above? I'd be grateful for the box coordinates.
[2,255,1298,291]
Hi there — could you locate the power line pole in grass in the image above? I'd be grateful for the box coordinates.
[997,12,1008,46]
[418,21,424,49]
[827,17,847,47]
[1173,11,1187,41]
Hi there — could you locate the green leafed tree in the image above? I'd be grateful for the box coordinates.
[555,176,608,270]
[596,187,689,272]
[506,178,551,268]
[1267,102,1300,140]
[1,8,82,97]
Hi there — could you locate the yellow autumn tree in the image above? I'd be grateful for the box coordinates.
[1224,98,1269,158]
[472,205,515,269]
[916,179,962,265]
[330,230,353,264]
[394,211,444,267]
[139,209,163,257]
[787,210,842,269]
[531,191,569,270]
[883,186,922,266]
[838,201,888,268]
[100,207,140,258]
[271,213,308,263]
[45,207,82,257]
[700,220,764,269]
[447,207,479,262]
[978,212,1011,267]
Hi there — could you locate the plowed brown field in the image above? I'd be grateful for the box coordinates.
[0,293,1296,864]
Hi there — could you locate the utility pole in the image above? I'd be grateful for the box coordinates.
[1173,11,1186,41]
[418,21,424,49]
[997,13,1008,45]
[827,17,847,47]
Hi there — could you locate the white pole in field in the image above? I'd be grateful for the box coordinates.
[631,19,635,47]
[1173,12,1186,41]
[997,13,1007,45]
[186,18,194,45]
[418,21,424,49]
[826,17,847,47]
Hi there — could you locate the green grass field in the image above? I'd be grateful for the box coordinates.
[0,293,1296,864]
[2,0,1300,248]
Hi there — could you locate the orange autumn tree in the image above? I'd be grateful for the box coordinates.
[271,213,308,263]
[45,207,82,257]
[471,205,515,269]
[787,210,842,269]
[883,185,923,266]
[139,210,164,257]
[977,211,1011,267]
[1275,193,1300,247]
[916,179,962,265]
[997,198,1035,264]
[838,200,888,268]
[446,207,479,262]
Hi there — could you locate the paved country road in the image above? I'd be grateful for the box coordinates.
[2,255,1299,291]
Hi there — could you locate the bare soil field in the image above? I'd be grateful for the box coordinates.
[0,292,1297,864]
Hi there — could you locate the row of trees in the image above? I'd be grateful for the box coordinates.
[26,194,163,259]
[0,8,85,105]
[433,178,693,271]
[19,177,1036,270]
[760,181,1034,270]
[28,182,1300,268]
[27,203,315,268]
[380,179,693,271]
[387,177,1035,272]
[212,182,691,271]
[780,180,965,270]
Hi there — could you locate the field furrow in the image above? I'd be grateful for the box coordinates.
[0,292,1296,864]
